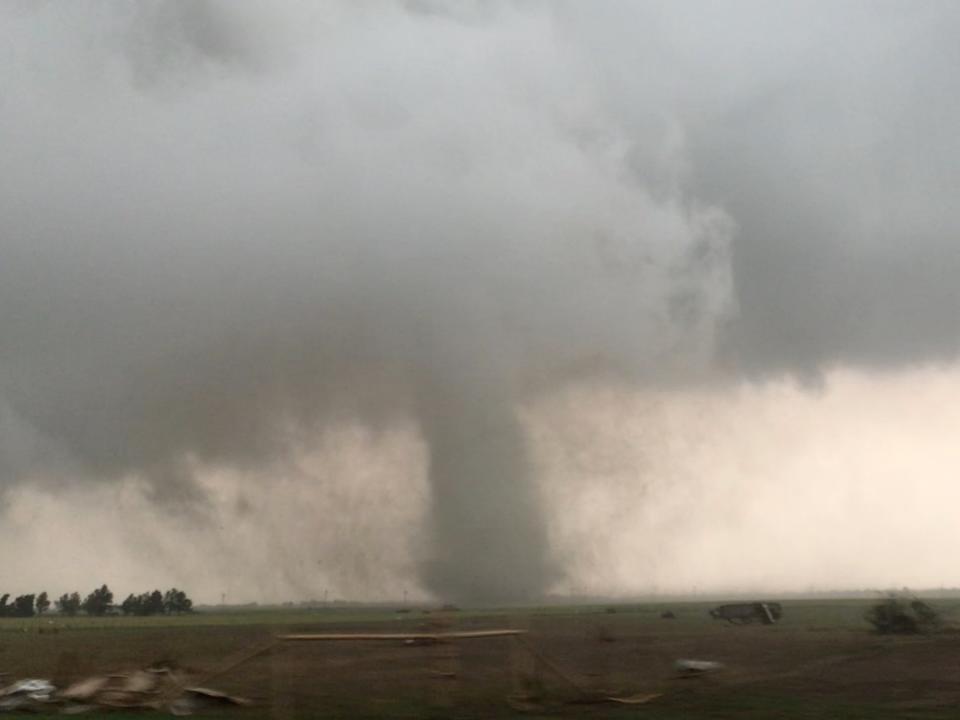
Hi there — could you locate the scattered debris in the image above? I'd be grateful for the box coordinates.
[606,692,661,705]
[0,670,249,716]
[0,679,56,711]
[168,688,251,716]
[404,636,439,646]
[709,602,782,624]
[675,659,724,677]
[62,669,172,709]
[866,594,941,634]
[59,676,109,702]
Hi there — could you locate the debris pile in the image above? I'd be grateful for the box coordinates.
[866,594,941,635]
[709,602,782,625]
[0,679,56,712]
[0,668,249,716]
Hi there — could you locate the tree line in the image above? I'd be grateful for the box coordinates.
[0,592,51,617]
[15,585,196,617]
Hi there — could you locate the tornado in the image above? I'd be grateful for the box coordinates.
[417,376,555,604]
[0,1,743,602]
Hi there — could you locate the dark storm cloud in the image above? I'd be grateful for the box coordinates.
[1,1,957,601]
[560,0,960,375]
[0,1,731,602]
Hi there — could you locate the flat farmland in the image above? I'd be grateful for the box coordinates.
[4,599,960,718]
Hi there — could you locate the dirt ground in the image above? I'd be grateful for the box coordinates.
[4,600,960,718]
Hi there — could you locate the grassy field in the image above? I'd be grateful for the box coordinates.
[5,598,960,718]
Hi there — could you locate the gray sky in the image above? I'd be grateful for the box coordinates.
[1,1,959,603]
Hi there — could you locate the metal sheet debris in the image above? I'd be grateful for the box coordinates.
[0,679,56,711]
[0,670,249,716]
[168,688,252,716]
[709,602,782,624]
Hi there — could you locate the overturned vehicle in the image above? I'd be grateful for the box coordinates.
[709,602,782,625]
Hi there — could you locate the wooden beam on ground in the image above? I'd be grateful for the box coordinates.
[277,629,526,641]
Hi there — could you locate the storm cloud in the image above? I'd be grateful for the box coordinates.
[0,1,958,602]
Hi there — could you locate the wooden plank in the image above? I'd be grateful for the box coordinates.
[277,629,526,641]
[760,603,776,624]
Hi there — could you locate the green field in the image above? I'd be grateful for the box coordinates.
[5,598,960,718]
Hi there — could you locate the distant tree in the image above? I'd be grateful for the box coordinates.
[145,590,164,616]
[73,587,196,617]
[0,594,10,618]
[81,585,114,616]
[35,592,50,615]
[13,594,34,618]
[56,592,81,616]
[120,594,141,616]
[163,588,193,614]
[135,593,150,615]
